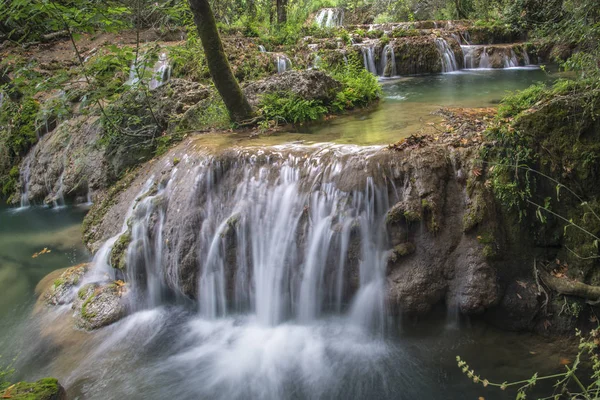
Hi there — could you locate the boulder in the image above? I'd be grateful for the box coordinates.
[1,378,67,400]
[242,70,342,108]
[73,282,127,330]
[43,263,89,306]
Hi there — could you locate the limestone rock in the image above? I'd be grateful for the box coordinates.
[73,282,127,330]
[43,263,89,306]
[243,70,342,108]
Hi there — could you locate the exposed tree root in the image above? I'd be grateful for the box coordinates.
[539,266,600,302]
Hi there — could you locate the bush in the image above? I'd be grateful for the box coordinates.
[258,92,328,124]
[328,55,381,112]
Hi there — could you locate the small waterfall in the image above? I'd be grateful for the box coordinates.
[276,55,292,74]
[307,44,322,70]
[149,53,172,90]
[127,52,171,90]
[380,44,397,77]
[258,45,266,53]
[503,49,519,68]
[361,45,378,75]
[522,48,531,65]
[479,47,491,68]
[435,38,459,73]
[461,45,476,69]
[314,8,344,28]
[19,157,32,209]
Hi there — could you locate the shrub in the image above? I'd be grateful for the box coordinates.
[258,92,328,124]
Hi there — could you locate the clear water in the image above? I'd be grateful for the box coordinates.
[186,68,552,149]
[0,68,574,400]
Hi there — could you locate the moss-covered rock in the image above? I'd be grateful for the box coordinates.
[1,378,67,400]
[242,70,342,109]
[73,282,127,330]
[42,263,89,306]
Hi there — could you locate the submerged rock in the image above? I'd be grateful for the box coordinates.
[243,70,342,108]
[73,282,127,330]
[1,378,67,400]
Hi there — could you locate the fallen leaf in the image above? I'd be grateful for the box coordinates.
[590,315,598,323]
[543,320,552,330]
[516,280,528,289]
[560,358,571,365]
[516,293,522,299]
[529,351,537,355]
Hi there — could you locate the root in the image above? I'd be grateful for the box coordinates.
[538,264,600,302]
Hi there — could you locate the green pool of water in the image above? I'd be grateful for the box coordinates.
[191,68,553,149]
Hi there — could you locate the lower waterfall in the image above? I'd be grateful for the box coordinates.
[68,144,405,399]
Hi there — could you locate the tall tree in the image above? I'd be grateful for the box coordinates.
[188,0,254,123]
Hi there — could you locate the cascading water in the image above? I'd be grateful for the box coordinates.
[127,52,172,90]
[149,53,172,90]
[64,144,402,399]
[479,47,491,68]
[276,55,292,73]
[258,45,266,53]
[314,8,344,28]
[380,44,397,77]
[503,49,519,68]
[19,157,32,209]
[361,45,378,75]
[88,145,394,332]
[435,38,459,73]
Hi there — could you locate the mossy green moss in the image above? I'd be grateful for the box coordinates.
[109,232,132,270]
[2,377,64,400]
[82,169,138,247]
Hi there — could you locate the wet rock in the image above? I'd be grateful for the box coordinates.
[243,70,342,108]
[43,263,89,306]
[73,282,127,330]
[485,278,540,331]
[1,378,67,400]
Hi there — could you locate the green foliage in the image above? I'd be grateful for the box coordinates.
[0,355,16,391]
[328,54,381,112]
[457,326,600,399]
[259,93,328,124]
[0,0,130,42]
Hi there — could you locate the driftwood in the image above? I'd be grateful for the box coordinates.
[538,267,600,302]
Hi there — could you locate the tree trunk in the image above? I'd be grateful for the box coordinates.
[276,0,287,24]
[188,0,254,123]
[454,0,468,19]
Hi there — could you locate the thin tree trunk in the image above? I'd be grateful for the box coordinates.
[277,0,287,24]
[188,0,254,123]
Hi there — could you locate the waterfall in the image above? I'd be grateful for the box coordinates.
[522,48,531,65]
[314,8,344,28]
[435,38,459,73]
[276,55,292,74]
[479,47,491,68]
[361,45,378,75]
[503,49,519,68]
[380,44,397,77]
[258,45,266,53]
[127,52,172,90]
[149,53,172,90]
[101,144,394,333]
[19,157,32,209]
[461,45,477,69]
